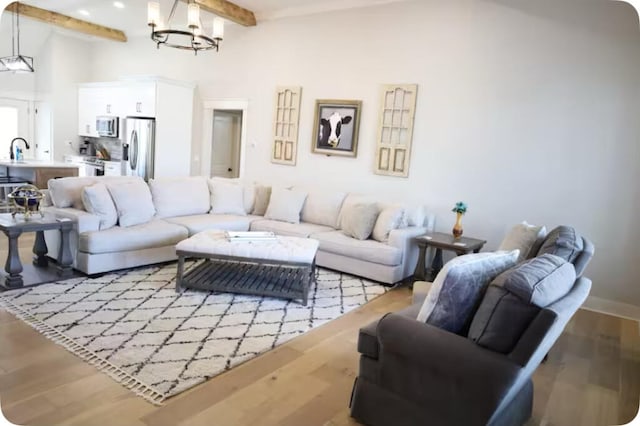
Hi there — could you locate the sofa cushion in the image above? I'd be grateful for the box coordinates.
[107,179,156,227]
[468,254,576,353]
[81,183,117,230]
[341,203,379,240]
[536,226,584,263]
[252,185,272,216]
[209,177,255,214]
[310,230,402,266]
[78,220,188,254]
[149,176,210,218]
[372,205,405,242]
[498,221,547,261]
[48,177,97,209]
[264,188,307,224]
[250,219,333,238]
[299,189,347,228]
[416,250,519,334]
[165,214,254,235]
[209,181,246,216]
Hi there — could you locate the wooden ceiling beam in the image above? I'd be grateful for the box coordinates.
[183,0,257,27]
[4,2,127,42]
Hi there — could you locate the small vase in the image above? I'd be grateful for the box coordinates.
[452,212,463,239]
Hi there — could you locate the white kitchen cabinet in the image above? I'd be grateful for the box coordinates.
[78,84,124,137]
[123,82,156,117]
[103,161,123,176]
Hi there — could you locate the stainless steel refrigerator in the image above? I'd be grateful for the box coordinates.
[123,117,155,181]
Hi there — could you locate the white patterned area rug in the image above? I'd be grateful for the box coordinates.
[0,262,388,405]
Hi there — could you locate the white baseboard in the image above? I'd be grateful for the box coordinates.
[582,296,640,322]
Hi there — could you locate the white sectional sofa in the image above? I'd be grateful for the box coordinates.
[43,176,435,284]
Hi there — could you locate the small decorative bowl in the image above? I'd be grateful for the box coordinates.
[8,184,44,220]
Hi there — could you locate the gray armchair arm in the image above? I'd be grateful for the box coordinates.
[376,313,524,425]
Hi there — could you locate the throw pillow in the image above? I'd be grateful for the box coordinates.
[209,181,246,215]
[468,254,576,353]
[372,206,406,242]
[106,180,156,227]
[416,250,519,334]
[81,183,117,230]
[341,202,380,240]
[48,177,97,209]
[338,194,377,229]
[498,221,547,261]
[264,188,308,224]
[536,226,584,263]
[252,185,272,216]
[208,178,255,214]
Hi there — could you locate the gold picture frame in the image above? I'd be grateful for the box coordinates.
[311,99,362,157]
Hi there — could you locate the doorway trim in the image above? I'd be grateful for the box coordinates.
[202,99,248,179]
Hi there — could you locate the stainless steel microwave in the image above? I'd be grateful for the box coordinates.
[96,116,119,137]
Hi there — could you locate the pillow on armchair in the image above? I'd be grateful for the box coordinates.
[416,250,519,334]
[468,254,576,353]
[536,226,584,263]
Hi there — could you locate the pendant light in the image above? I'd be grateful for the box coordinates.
[0,2,34,73]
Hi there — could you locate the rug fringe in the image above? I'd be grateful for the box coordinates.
[0,295,167,406]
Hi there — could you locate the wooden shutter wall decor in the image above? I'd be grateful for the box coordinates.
[271,86,302,165]
[374,84,418,177]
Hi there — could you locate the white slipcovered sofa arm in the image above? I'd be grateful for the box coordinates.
[43,207,101,234]
[389,226,428,280]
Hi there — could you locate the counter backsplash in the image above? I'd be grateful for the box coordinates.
[82,137,123,161]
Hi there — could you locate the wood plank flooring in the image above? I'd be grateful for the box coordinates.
[0,234,638,425]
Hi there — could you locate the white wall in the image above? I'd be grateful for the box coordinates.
[33,0,640,307]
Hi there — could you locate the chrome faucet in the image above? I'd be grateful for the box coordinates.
[10,137,30,160]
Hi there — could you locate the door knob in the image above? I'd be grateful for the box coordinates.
[228,168,232,172]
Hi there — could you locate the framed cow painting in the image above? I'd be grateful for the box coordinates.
[312,99,362,157]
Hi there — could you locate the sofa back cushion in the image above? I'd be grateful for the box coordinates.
[107,179,156,227]
[149,177,210,218]
[299,189,347,228]
[81,183,117,230]
[48,177,98,209]
[536,226,584,264]
[468,254,576,353]
[416,250,519,334]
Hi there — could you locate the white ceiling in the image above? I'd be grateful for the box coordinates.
[17,0,408,37]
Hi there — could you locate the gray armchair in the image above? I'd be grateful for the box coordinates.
[350,227,594,426]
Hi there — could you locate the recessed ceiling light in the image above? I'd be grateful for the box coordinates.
[78,9,90,16]
[113,1,125,8]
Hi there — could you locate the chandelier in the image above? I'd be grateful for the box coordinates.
[0,2,34,73]
[147,0,224,55]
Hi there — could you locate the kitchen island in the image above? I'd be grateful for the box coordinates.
[0,160,79,189]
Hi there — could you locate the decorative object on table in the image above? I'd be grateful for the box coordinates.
[451,201,467,238]
[373,84,418,177]
[0,264,387,404]
[147,0,225,54]
[0,3,35,73]
[312,99,362,157]
[225,231,277,241]
[8,184,44,220]
[271,86,302,165]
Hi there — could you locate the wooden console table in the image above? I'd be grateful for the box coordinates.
[0,214,75,290]
[414,232,487,281]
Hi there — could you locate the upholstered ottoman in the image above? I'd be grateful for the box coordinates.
[175,230,319,305]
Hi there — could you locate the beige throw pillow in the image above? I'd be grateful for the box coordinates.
[106,180,156,227]
[372,206,406,242]
[341,202,380,240]
[209,181,246,216]
[264,188,308,224]
[252,185,272,216]
[498,221,547,261]
[81,183,117,230]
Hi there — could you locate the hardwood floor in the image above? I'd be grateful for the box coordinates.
[0,235,638,425]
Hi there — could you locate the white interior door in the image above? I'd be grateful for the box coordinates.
[0,98,30,159]
[210,110,242,178]
[34,101,52,161]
